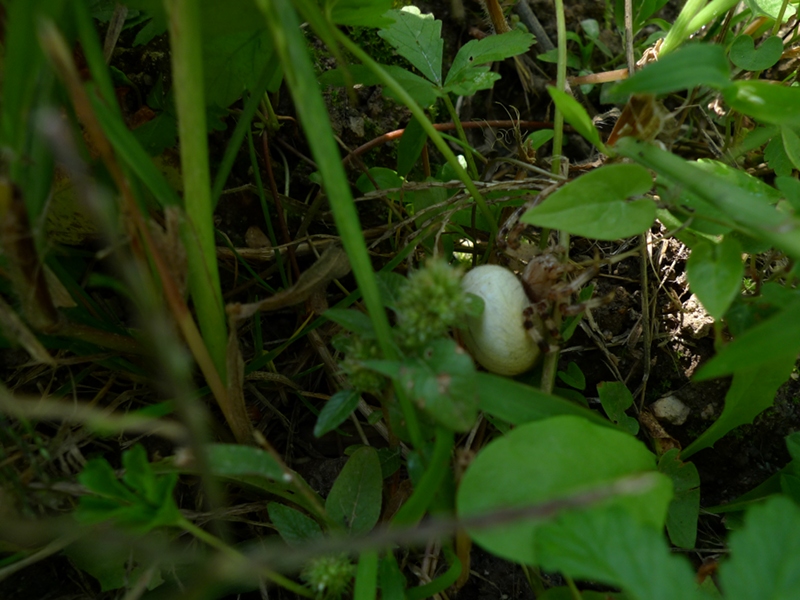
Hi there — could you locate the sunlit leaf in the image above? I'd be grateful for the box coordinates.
[521,164,654,240]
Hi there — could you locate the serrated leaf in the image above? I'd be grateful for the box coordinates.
[658,449,700,549]
[326,446,382,535]
[686,236,743,320]
[694,298,800,381]
[719,496,800,599]
[203,29,282,108]
[457,416,672,565]
[535,509,699,600]
[444,29,534,94]
[730,34,783,71]
[76,445,181,533]
[613,44,730,96]
[378,7,443,85]
[598,381,639,435]
[766,135,794,177]
[315,389,361,437]
[267,502,324,546]
[521,164,654,240]
[684,357,796,458]
[364,339,479,431]
[547,87,606,152]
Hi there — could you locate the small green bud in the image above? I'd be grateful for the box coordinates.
[301,553,355,599]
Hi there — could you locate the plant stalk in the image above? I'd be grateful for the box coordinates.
[166,0,228,382]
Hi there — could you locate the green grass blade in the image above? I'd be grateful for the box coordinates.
[166,0,227,381]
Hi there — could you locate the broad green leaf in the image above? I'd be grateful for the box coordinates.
[744,0,796,19]
[324,308,376,338]
[267,502,324,546]
[367,340,479,432]
[535,509,699,600]
[719,496,800,599]
[205,443,285,480]
[326,447,382,535]
[614,0,670,33]
[65,537,165,592]
[684,356,796,458]
[457,415,672,565]
[694,298,800,380]
[444,29,535,94]
[662,158,781,236]
[597,381,639,435]
[724,81,800,127]
[315,389,361,437]
[76,445,181,533]
[777,176,800,214]
[79,457,140,505]
[547,87,606,152]
[325,0,392,27]
[615,138,800,261]
[379,7,443,85]
[442,70,501,97]
[521,164,655,240]
[203,29,282,108]
[397,116,428,177]
[132,112,177,156]
[166,443,324,518]
[379,554,407,600]
[356,167,404,201]
[476,372,612,428]
[557,362,585,390]
[766,135,794,177]
[319,64,438,107]
[729,34,783,71]
[658,449,700,549]
[613,44,730,96]
[525,129,555,150]
[781,126,800,171]
[686,236,743,320]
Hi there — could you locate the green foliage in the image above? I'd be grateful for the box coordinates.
[314,389,362,437]
[718,496,800,598]
[325,447,382,535]
[658,449,700,549]
[521,164,655,240]
[547,86,606,152]
[535,508,700,600]
[686,236,744,320]
[324,5,534,106]
[457,416,672,565]
[366,339,479,431]
[76,445,182,533]
[597,381,639,435]
[10,1,800,598]
[729,34,783,71]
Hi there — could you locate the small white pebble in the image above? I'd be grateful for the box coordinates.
[651,395,691,425]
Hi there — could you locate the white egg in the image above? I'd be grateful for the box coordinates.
[460,265,541,375]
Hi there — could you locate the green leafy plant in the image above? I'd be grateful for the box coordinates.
[6,0,800,598]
